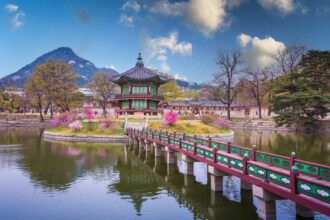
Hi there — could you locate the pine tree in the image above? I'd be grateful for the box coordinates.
[271,50,330,128]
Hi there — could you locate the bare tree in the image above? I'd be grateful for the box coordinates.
[240,69,272,118]
[89,72,116,117]
[275,44,306,75]
[208,51,242,119]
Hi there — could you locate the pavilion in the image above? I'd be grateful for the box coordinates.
[111,53,169,116]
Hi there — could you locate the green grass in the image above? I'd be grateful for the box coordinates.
[148,121,231,135]
[47,122,125,136]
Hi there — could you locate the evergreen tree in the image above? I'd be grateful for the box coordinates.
[271,50,330,128]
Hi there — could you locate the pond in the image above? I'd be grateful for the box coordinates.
[0,128,329,219]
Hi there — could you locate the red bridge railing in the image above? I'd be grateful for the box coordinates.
[126,127,330,216]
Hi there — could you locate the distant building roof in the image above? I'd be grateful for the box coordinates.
[111,53,169,85]
[168,100,257,107]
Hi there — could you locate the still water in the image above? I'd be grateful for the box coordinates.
[0,128,329,220]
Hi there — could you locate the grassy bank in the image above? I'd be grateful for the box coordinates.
[47,122,124,136]
[148,121,231,135]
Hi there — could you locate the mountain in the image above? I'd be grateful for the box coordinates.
[0,47,118,88]
[175,79,207,90]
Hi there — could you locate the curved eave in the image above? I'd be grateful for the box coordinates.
[112,75,169,85]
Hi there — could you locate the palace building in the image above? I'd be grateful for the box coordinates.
[111,53,169,116]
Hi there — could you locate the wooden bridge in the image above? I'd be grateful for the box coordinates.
[126,128,330,219]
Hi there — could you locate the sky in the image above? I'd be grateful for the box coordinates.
[0,0,330,83]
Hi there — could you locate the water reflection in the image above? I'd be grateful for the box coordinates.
[114,143,258,219]
[0,128,329,219]
[233,130,330,164]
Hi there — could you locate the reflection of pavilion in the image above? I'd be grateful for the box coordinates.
[109,155,160,215]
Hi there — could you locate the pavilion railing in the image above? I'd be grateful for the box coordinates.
[115,94,163,100]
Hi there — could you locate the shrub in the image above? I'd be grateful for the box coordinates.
[179,111,198,120]
[214,117,230,129]
[99,119,117,131]
[164,111,178,126]
[200,114,216,124]
[51,112,75,127]
[68,121,82,130]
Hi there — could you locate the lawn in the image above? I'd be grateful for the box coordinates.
[47,122,125,136]
[148,121,231,135]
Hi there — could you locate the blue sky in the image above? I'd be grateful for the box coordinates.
[0,0,330,83]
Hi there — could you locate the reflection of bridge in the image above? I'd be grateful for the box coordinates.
[119,143,258,219]
[127,128,330,219]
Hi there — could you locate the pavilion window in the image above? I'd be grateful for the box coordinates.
[122,85,129,95]
[132,100,147,110]
[150,101,157,110]
[132,86,148,94]
[150,86,157,96]
[122,100,129,109]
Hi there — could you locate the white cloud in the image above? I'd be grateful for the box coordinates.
[173,73,187,81]
[237,33,286,70]
[143,31,192,73]
[149,0,185,16]
[122,1,141,13]
[227,0,247,9]
[237,33,252,47]
[4,4,25,30]
[149,0,231,37]
[119,14,134,27]
[10,11,25,30]
[258,0,295,14]
[4,4,18,12]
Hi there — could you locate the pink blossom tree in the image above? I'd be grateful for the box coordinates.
[84,104,94,130]
[84,104,94,122]
[164,111,178,126]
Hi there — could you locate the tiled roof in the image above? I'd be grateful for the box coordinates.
[168,100,257,107]
[112,53,168,83]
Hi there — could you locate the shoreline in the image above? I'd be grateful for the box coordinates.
[43,131,128,143]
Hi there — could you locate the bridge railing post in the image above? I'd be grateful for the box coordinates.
[179,138,182,149]
[193,143,197,155]
[174,131,176,138]
[290,152,297,194]
[252,145,256,161]
[167,135,170,144]
[213,148,217,163]
[243,153,249,175]
[183,133,186,141]
[208,137,212,148]
[227,141,231,153]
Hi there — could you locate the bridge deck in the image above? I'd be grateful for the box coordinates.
[127,128,330,216]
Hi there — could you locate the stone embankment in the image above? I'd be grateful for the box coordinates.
[0,119,50,127]
[43,131,128,143]
[229,119,330,133]
[0,114,50,127]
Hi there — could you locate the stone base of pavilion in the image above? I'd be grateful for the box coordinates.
[43,131,128,143]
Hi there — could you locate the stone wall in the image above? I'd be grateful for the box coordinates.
[43,131,128,143]
[229,120,330,133]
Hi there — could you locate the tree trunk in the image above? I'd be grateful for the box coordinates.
[102,104,106,117]
[44,102,50,115]
[38,101,44,122]
[50,103,53,119]
[227,105,231,120]
[258,104,262,119]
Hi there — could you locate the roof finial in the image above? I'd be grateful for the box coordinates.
[136,52,144,67]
